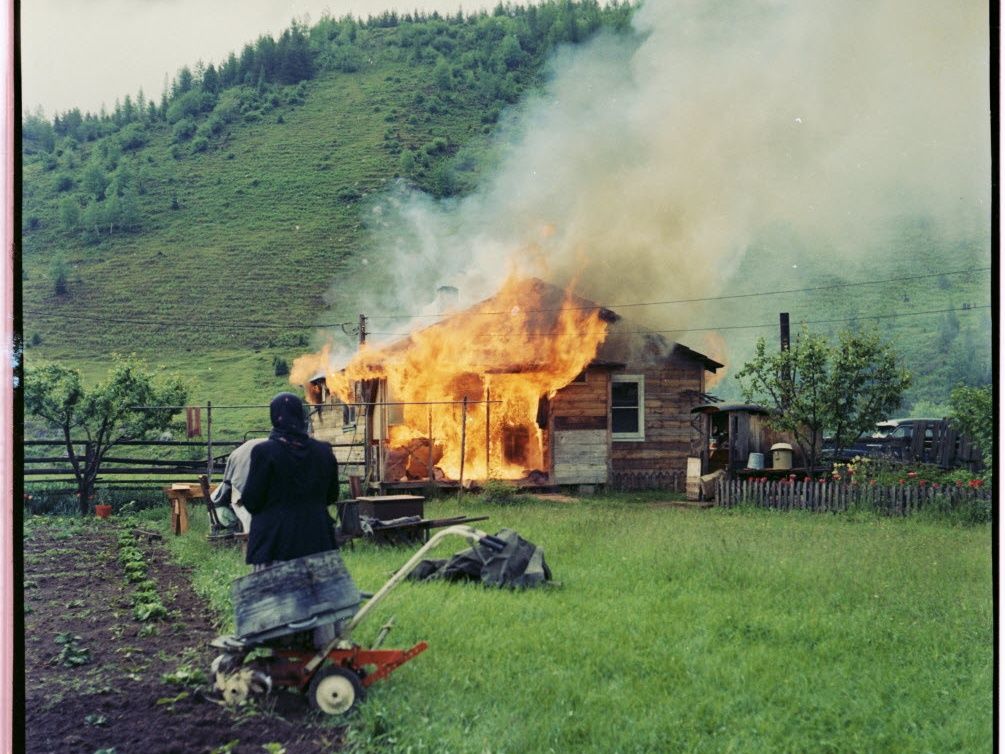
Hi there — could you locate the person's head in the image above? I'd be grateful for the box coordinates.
[269,392,308,435]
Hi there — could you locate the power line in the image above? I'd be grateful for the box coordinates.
[362,266,991,320]
[22,266,990,333]
[367,304,992,339]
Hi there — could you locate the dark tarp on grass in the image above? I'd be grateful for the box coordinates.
[408,528,552,588]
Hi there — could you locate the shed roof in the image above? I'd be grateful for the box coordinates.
[690,403,772,415]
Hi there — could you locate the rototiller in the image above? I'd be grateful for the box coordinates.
[209,525,503,716]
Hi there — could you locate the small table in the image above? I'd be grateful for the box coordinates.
[164,482,219,536]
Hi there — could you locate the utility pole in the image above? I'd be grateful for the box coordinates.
[779,313,791,410]
[358,314,367,346]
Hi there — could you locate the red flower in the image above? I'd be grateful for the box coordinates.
[918,480,927,487]
[898,479,905,485]
[933,483,940,489]
[907,471,917,478]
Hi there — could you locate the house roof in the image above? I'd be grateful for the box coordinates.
[358,277,724,374]
[690,403,772,415]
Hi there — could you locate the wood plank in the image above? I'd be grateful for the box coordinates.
[554,430,608,446]
[553,416,608,431]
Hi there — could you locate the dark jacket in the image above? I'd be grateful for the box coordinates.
[241,435,340,565]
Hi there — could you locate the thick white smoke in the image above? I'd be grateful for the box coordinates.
[331,0,990,356]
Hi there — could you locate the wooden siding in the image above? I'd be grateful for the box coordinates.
[610,354,705,476]
[550,368,610,484]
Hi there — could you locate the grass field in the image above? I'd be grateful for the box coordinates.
[141,495,992,753]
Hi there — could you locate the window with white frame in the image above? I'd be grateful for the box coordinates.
[611,375,645,441]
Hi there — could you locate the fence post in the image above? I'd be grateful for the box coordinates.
[427,406,434,483]
[206,401,213,481]
[485,388,491,481]
[457,396,467,501]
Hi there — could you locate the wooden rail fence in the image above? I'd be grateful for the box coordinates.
[23,438,366,487]
[715,477,991,515]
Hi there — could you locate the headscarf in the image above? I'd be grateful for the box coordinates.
[269,392,309,446]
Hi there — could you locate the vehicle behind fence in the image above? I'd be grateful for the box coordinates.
[715,477,992,521]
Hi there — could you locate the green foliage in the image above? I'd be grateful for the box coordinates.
[171,118,197,143]
[117,122,148,151]
[23,359,187,514]
[49,255,69,296]
[158,496,992,753]
[80,161,108,200]
[162,665,209,686]
[133,601,169,621]
[948,384,993,459]
[737,328,910,470]
[479,480,526,505]
[54,632,90,667]
[272,356,289,377]
[58,197,80,230]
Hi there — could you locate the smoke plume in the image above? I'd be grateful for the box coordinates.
[327,0,990,362]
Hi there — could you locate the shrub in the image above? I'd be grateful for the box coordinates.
[480,480,525,506]
[190,136,209,154]
[172,118,197,143]
[118,123,148,151]
[273,356,289,377]
[54,173,75,192]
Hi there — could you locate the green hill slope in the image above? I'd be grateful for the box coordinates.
[19,2,991,433]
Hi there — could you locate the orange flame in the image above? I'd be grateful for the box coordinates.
[700,332,728,390]
[295,276,609,480]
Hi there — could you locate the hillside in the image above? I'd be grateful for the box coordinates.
[19,2,992,436]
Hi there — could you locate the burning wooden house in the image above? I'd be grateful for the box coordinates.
[297,277,723,492]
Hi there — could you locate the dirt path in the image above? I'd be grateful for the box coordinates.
[22,519,342,754]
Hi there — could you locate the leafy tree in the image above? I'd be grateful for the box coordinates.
[49,255,69,295]
[24,360,186,515]
[736,328,911,472]
[81,161,108,201]
[22,109,56,153]
[58,197,80,231]
[118,122,148,151]
[80,201,106,243]
[173,66,194,97]
[948,384,993,461]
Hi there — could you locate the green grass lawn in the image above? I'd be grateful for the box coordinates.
[137,495,992,753]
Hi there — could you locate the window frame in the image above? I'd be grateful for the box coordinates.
[611,374,645,442]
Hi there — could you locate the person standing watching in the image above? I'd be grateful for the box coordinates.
[241,392,340,570]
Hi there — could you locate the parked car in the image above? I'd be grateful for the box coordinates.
[823,418,945,462]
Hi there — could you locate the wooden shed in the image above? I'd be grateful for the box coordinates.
[689,403,810,475]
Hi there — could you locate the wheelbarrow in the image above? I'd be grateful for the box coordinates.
[209,525,504,715]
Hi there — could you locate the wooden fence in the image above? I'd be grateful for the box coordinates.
[714,477,992,515]
[23,437,366,490]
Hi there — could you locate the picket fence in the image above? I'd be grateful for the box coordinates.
[714,477,992,516]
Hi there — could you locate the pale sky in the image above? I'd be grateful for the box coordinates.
[21,0,502,117]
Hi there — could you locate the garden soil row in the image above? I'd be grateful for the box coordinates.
[22,519,342,754]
